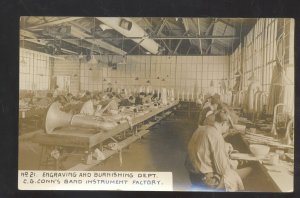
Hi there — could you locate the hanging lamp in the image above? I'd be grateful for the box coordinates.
[234,71,241,76]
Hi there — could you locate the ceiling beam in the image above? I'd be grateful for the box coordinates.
[143,18,172,53]
[182,18,193,46]
[205,18,217,36]
[173,31,188,54]
[20,29,38,39]
[217,19,235,28]
[205,18,218,54]
[83,35,239,40]
[156,18,168,35]
[207,21,229,55]
[26,17,84,29]
[197,18,203,54]
[97,17,160,54]
[20,33,78,55]
[69,22,126,55]
[21,35,239,40]
[155,19,172,53]
[173,39,183,54]
[21,29,100,55]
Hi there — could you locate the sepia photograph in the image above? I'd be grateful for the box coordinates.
[18,17,294,192]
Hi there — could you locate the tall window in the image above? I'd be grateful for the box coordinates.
[19,48,50,90]
[230,18,279,92]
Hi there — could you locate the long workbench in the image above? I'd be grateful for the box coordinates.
[31,102,179,170]
[238,132,294,192]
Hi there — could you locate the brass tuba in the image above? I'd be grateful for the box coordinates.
[44,102,118,134]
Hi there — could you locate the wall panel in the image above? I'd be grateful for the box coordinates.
[52,55,229,98]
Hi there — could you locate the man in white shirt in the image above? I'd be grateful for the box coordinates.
[80,95,99,116]
[186,110,252,191]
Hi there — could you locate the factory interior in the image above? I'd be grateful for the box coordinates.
[19,17,294,192]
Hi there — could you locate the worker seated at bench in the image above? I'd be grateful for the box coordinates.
[185,110,253,191]
[135,92,146,105]
[198,94,220,126]
[202,94,212,109]
[151,91,160,102]
[143,93,153,104]
[53,95,70,112]
[105,93,120,115]
[119,95,135,107]
[65,93,73,103]
[80,94,100,116]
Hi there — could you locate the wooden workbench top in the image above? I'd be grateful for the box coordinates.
[32,102,179,149]
[238,132,294,192]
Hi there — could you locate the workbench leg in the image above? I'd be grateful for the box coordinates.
[188,102,191,118]
[119,150,123,167]
[135,126,138,136]
[55,158,59,170]
[85,150,93,165]
[38,145,47,170]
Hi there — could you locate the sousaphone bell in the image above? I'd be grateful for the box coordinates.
[44,101,118,134]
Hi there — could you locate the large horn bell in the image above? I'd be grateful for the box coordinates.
[70,114,118,130]
[44,102,118,134]
[45,102,73,134]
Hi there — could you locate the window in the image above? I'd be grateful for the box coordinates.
[229,18,280,92]
[19,48,50,90]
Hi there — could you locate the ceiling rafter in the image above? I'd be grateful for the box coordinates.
[23,35,239,40]
[20,17,258,55]
[148,18,172,53]
[21,29,111,55]
[26,17,84,29]
[143,18,172,53]
[173,32,189,54]
[197,18,203,54]
[97,17,160,55]
[22,20,126,56]
[20,30,83,55]
[69,21,126,56]
[182,18,193,46]
[205,18,218,54]
[155,18,168,35]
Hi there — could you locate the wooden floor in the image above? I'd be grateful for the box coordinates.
[19,109,277,191]
[88,116,198,191]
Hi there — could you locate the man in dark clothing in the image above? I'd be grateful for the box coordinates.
[135,92,145,105]
[119,96,135,107]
